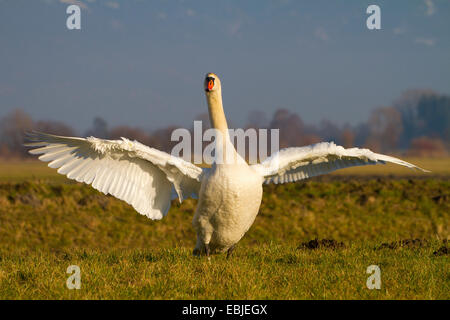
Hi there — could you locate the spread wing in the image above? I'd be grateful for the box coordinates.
[251,142,428,184]
[25,131,203,220]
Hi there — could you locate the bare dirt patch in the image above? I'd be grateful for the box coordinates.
[376,239,428,250]
[433,246,448,256]
[375,239,449,256]
[433,240,449,256]
[297,238,345,250]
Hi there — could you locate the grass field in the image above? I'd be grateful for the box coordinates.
[0,159,448,299]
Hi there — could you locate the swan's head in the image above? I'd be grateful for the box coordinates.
[204,73,221,94]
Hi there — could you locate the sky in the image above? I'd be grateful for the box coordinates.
[0,0,449,132]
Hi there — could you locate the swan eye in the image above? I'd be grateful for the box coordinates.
[208,79,214,90]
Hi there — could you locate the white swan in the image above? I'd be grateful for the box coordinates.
[25,73,427,257]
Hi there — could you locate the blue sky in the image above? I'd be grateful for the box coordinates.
[1,0,449,132]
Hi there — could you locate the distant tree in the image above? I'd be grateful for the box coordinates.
[394,90,450,150]
[194,112,211,130]
[246,110,269,129]
[109,126,156,149]
[0,143,12,158]
[365,106,403,152]
[151,126,179,153]
[353,123,370,147]
[341,126,355,148]
[416,94,450,142]
[407,136,447,157]
[2,89,447,159]
[317,119,342,144]
[301,134,322,146]
[394,89,436,148]
[269,109,304,148]
[85,117,109,138]
[0,109,33,157]
[34,120,75,136]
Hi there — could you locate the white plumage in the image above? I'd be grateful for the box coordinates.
[252,141,428,184]
[26,133,202,220]
[25,72,427,257]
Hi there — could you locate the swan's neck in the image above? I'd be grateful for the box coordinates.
[206,89,229,137]
[206,90,245,165]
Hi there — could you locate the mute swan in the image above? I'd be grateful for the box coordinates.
[25,73,427,257]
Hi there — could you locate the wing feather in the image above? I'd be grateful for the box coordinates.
[25,131,203,219]
[251,142,428,184]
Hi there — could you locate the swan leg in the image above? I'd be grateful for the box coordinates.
[192,247,201,256]
[205,243,210,256]
[226,244,236,259]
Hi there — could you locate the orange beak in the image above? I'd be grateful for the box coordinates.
[207,79,214,91]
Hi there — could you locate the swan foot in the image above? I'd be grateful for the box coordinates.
[192,247,200,256]
[205,244,211,261]
[226,245,236,259]
[192,243,211,259]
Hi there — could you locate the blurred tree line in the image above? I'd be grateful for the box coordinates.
[0,89,448,159]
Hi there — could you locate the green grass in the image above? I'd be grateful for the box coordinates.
[0,160,448,299]
[0,243,447,299]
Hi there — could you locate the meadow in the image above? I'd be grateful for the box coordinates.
[0,159,448,299]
